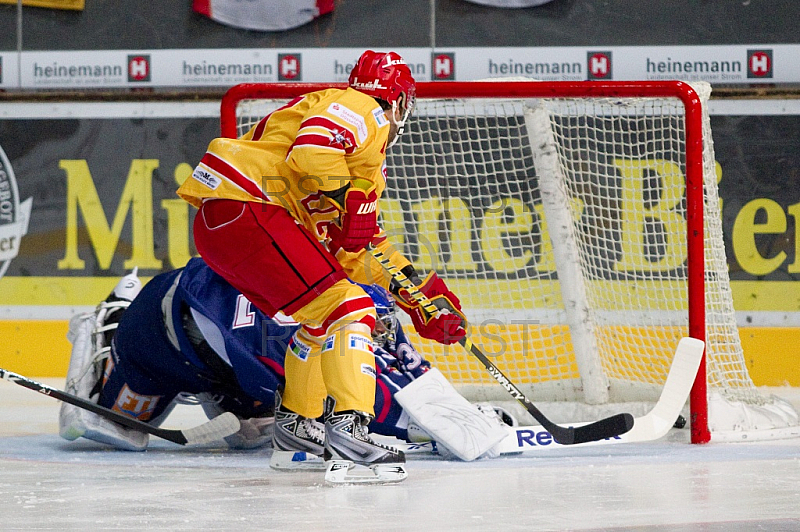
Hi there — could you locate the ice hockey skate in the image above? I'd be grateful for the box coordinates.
[269,391,326,471]
[322,396,407,485]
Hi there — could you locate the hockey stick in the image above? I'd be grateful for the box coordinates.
[0,368,241,446]
[395,337,703,455]
[369,246,634,445]
[492,336,705,453]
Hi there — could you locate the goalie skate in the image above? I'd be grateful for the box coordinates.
[324,460,408,485]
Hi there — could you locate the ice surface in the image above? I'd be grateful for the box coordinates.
[2,379,800,531]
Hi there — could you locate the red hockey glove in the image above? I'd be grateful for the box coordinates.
[327,187,379,254]
[395,271,467,345]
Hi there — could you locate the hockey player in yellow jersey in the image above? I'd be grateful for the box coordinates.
[180,87,391,246]
[178,50,467,480]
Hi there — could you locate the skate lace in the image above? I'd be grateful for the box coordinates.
[353,418,395,452]
[300,419,325,444]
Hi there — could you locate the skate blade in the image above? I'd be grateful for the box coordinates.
[324,460,408,485]
[270,450,326,471]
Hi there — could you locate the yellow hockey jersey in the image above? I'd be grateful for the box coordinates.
[179,87,390,238]
[178,86,410,286]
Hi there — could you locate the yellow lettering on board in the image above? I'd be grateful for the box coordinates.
[58,159,162,270]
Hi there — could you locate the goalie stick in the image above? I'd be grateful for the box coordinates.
[391,337,704,456]
[494,336,705,453]
[0,368,241,446]
[369,246,634,445]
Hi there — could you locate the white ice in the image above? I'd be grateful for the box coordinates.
[2,379,800,531]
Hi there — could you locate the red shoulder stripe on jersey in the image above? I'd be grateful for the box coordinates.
[251,116,269,140]
[251,96,305,140]
[200,152,270,202]
[300,116,359,152]
[291,133,346,153]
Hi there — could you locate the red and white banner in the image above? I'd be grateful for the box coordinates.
[5,44,800,89]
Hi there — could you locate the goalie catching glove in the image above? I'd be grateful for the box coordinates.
[326,185,379,254]
[394,269,467,345]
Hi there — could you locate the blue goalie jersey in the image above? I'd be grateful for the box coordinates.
[100,258,429,441]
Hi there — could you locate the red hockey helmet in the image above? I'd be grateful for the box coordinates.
[349,50,416,146]
[349,50,416,109]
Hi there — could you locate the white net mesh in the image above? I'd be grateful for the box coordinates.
[229,83,798,436]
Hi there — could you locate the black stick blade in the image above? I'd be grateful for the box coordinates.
[569,413,635,445]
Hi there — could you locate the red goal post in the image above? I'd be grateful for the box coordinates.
[217,80,793,444]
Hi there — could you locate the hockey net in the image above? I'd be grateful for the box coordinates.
[221,81,799,443]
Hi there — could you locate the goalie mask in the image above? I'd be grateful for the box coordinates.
[349,50,416,148]
[358,283,398,348]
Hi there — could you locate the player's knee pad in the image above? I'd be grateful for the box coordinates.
[287,281,378,415]
[60,313,101,439]
[60,270,146,451]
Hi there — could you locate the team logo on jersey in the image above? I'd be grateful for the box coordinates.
[587,51,612,80]
[0,144,32,282]
[113,385,160,421]
[747,49,773,79]
[127,54,151,82]
[349,334,374,353]
[289,336,313,361]
[432,52,455,80]
[278,53,302,81]
[330,129,350,150]
[372,107,389,128]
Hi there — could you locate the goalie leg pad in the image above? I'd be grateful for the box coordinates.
[59,313,148,451]
[394,367,508,461]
